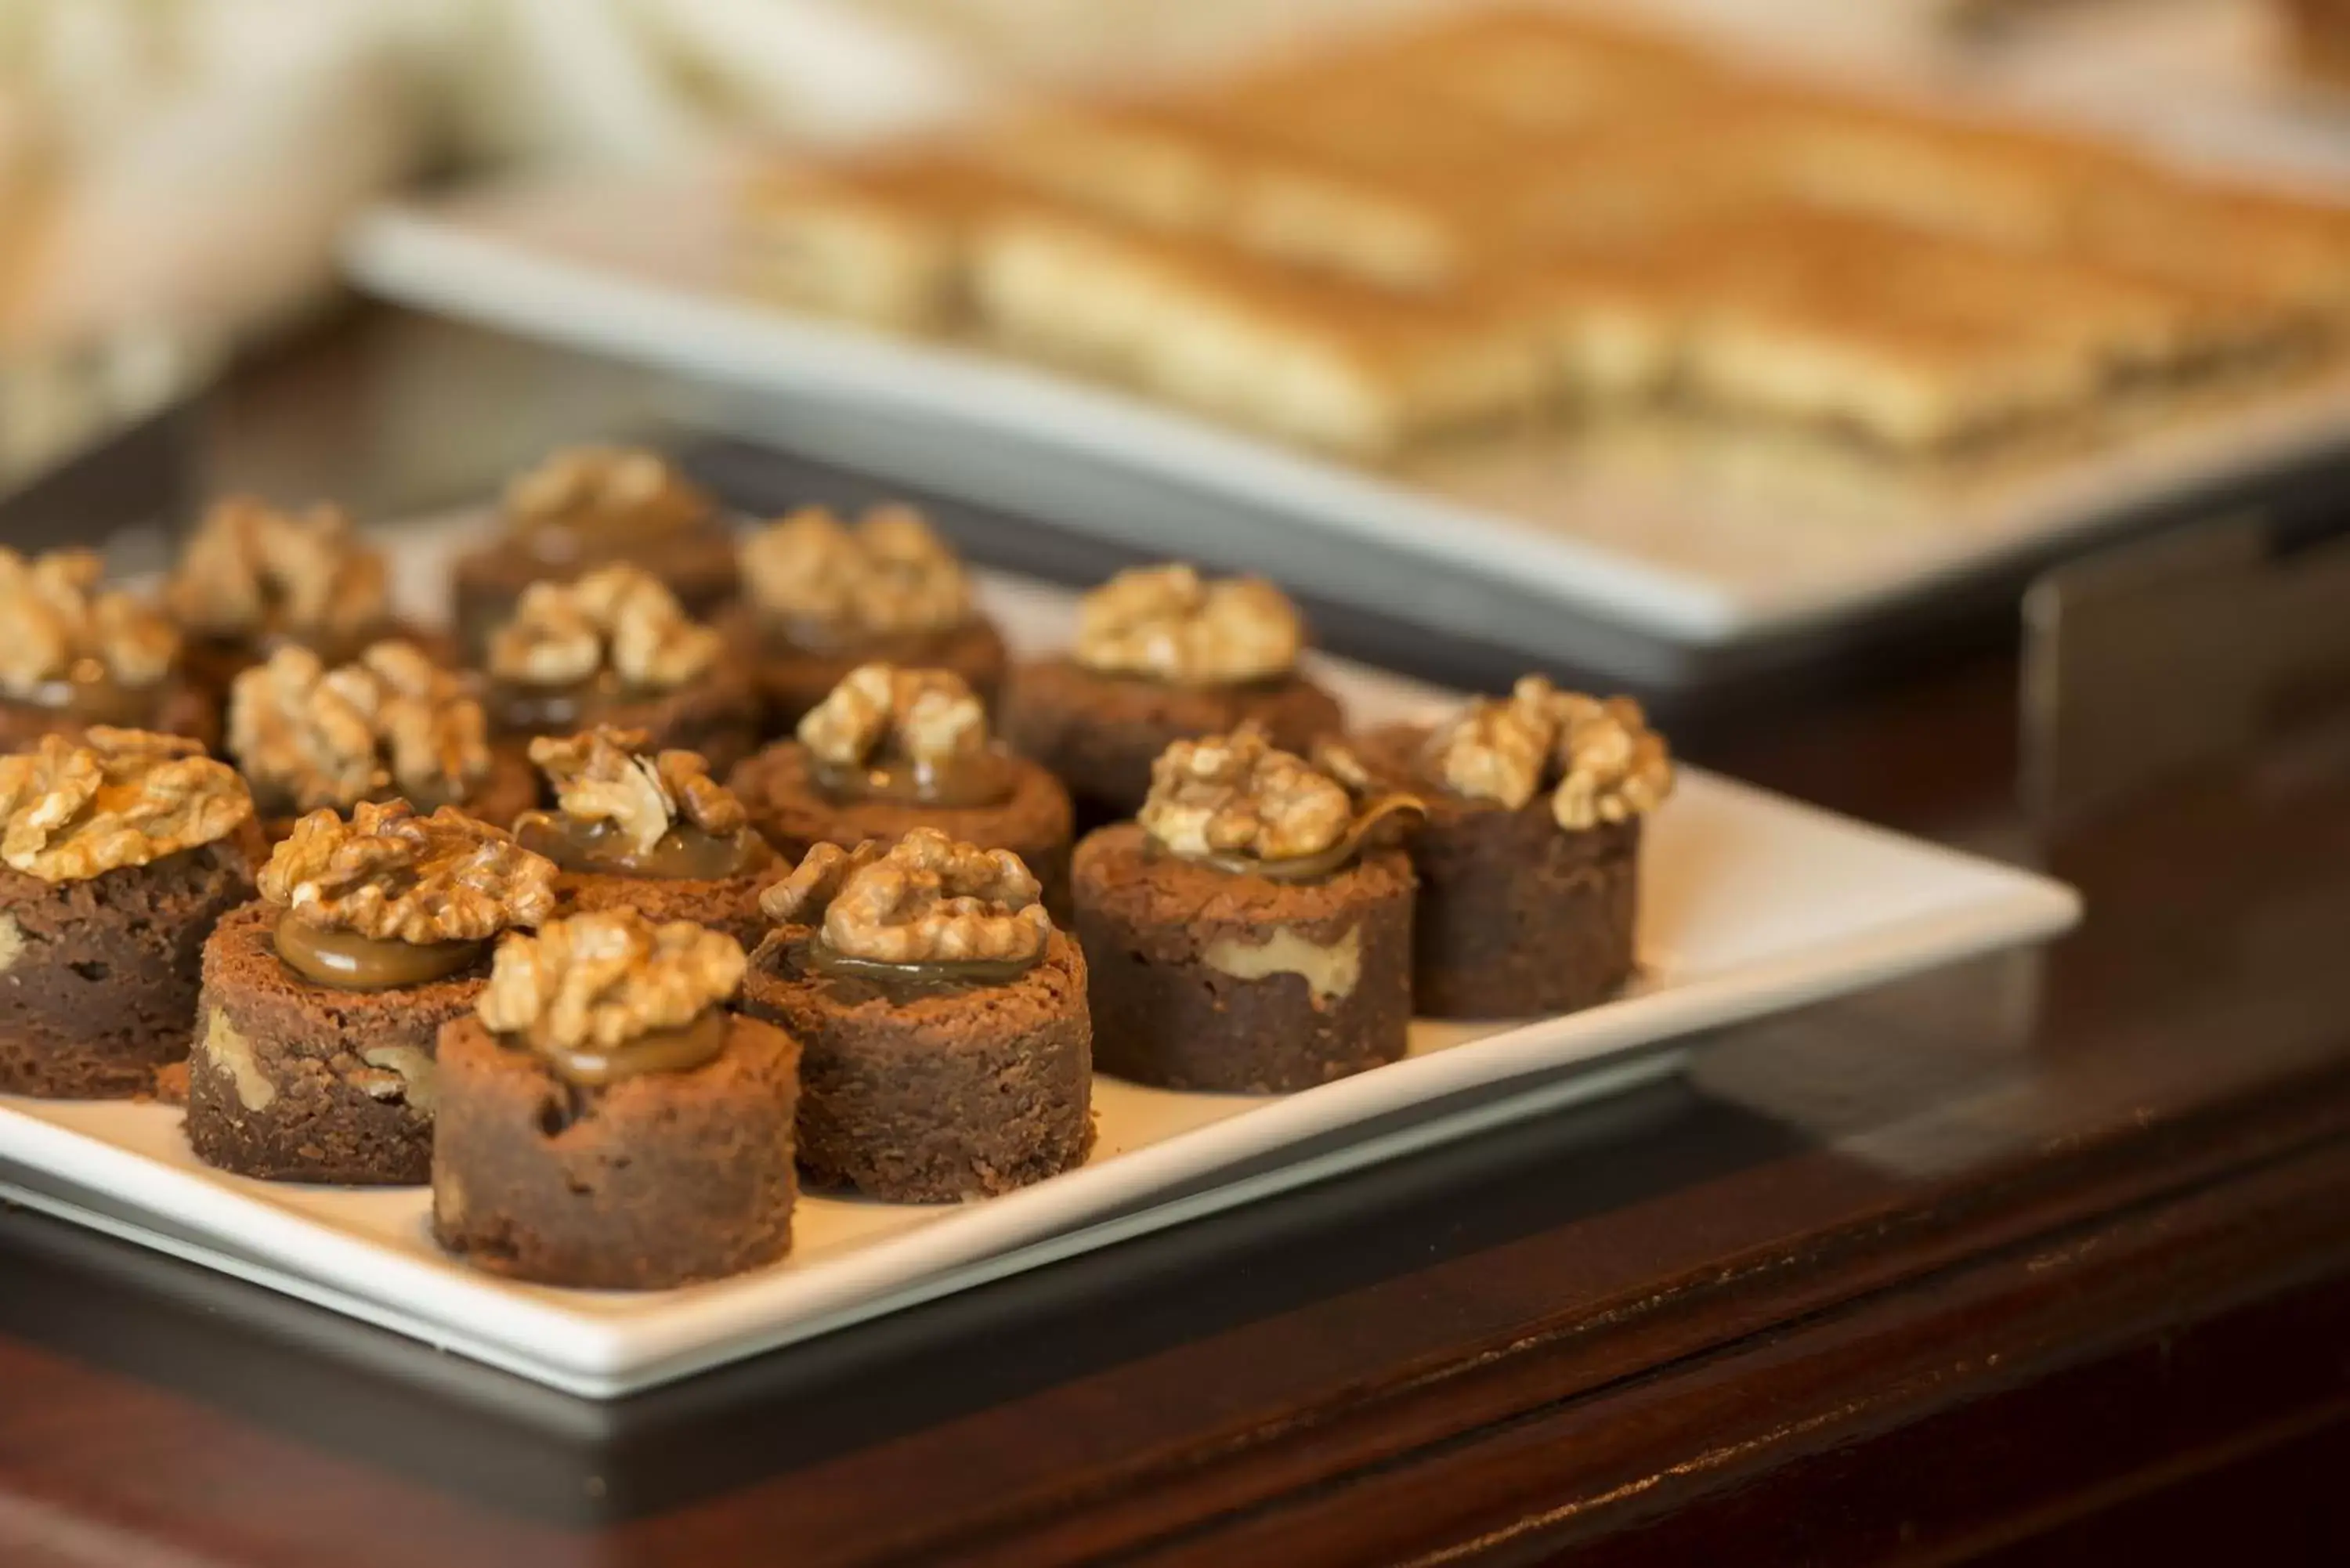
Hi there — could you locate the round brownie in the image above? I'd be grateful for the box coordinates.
[717,605,1010,737]
[251,742,542,845]
[739,927,1091,1202]
[1071,823,1414,1093]
[1356,723,1640,1018]
[186,902,486,1184]
[177,620,452,710]
[452,529,740,662]
[999,657,1344,826]
[483,663,763,779]
[0,677,219,755]
[431,1010,800,1289]
[728,740,1074,919]
[544,852,777,952]
[0,827,263,1098]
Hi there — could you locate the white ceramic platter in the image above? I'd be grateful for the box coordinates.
[0,541,2079,1397]
[347,170,2350,681]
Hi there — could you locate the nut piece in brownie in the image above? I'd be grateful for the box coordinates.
[433,910,799,1289]
[163,496,418,697]
[186,800,558,1184]
[740,829,1090,1202]
[999,564,1343,826]
[227,641,537,840]
[730,663,1073,917]
[0,729,260,1098]
[0,548,216,751]
[1072,725,1419,1093]
[513,726,775,948]
[451,446,739,658]
[1355,676,1672,1018]
[718,503,1008,733]
[478,563,761,775]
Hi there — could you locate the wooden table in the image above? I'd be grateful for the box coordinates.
[0,313,2345,1567]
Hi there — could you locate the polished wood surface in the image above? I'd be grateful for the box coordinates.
[1,313,2347,1566]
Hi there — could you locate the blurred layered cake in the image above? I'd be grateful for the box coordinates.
[739,8,2350,464]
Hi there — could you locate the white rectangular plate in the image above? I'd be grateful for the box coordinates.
[0,559,2077,1397]
[347,168,2350,671]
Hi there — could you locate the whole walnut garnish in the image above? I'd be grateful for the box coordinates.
[0,548,179,698]
[0,728,252,883]
[1423,676,1673,830]
[262,799,556,944]
[1140,725,1355,862]
[486,565,722,690]
[1552,692,1673,831]
[478,909,744,1052]
[739,504,972,639]
[797,663,989,769]
[762,829,1050,966]
[165,497,389,645]
[230,642,491,814]
[529,727,747,856]
[504,446,711,538]
[1074,564,1301,686]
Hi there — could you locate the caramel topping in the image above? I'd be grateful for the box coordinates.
[801,937,1039,994]
[273,914,484,992]
[515,811,771,880]
[9,664,157,726]
[526,1006,729,1089]
[484,674,629,735]
[808,749,1019,810]
[1189,793,1424,882]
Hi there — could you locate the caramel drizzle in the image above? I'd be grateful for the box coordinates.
[533,1008,730,1090]
[1195,793,1426,882]
[803,939,1039,992]
[273,912,485,992]
[808,749,1017,811]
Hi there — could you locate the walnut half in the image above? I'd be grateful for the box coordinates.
[1140,724,1354,862]
[739,504,971,640]
[478,909,745,1052]
[0,728,253,883]
[165,497,389,644]
[504,446,710,537]
[1073,564,1301,686]
[761,829,1050,966]
[0,548,179,698]
[1422,676,1674,830]
[262,800,557,944]
[529,726,747,856]
[486,565,722,690]
[229,642,491,814]
[796,664,989,769]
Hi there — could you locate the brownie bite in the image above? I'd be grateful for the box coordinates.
[185,802,558,1184]
[451,446,739,658]
[0,730,261,1098]
[730,663,1073,917]
[1072,727,1419,1093]
[163,496,422,699]
[741,829,1091,1201]
[227,641,537,841]
[1355,677,1673,1019]
[512,726,776,948]
[433,911,799,1290]
[479,563,761,775]
[720,503,1009,733]
[0,547,216,752]
[1000,564,1343,825]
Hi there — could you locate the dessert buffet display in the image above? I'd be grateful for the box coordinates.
[346,5,2350,681]
[0,448,2078,1389]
